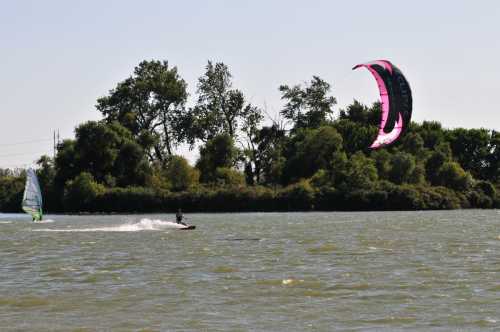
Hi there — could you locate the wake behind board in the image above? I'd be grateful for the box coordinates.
[179,225,196,230]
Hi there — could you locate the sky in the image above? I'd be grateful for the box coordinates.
[1,0,499,168]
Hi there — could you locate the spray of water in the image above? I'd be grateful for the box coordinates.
[32,218,186,232]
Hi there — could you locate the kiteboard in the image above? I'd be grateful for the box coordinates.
[179,225,196,230]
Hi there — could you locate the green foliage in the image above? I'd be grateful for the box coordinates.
[255,124,286,185]
[389,152,416,185]
[474,180,496,198]
[333,119,376,155]
[435,162,472,191]
[214,167,245,187]
[3,60,500,214]
[240,105,265,184]
[0,172,25,212]
[63,172,106,212]
[36,155,60,212]
[96,60,188,161]
[401,132,425,157]
[337,152,378,191]
[425,145,451,185]
[55,121,150,190]
[186,61,247,142]
[279,76,336,129]
[196,134,238,183]
[486,131,500,182]
[309,169,330,188]
[283,126,343,183]
[164,156,200,192]
[336,101,380,154]
[446,128,490,179]
[415,121,445,149]
[278,180,316,210]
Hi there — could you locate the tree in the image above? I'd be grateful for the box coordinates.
[334,119,376,155]
[36,155,59,211]
[255,124,287,185]
[240,105,265,184]
[164,156,200,191]
[279,76,336,129]
[447,128,490,179]
[425,143,452,185]
[335,152,378,191]
[54,139,79,191]
[55,121,151,188]
[214,167,245,186]
[401,132,426,157]
[485,131,500,183]
[96,60,188,162]
[0,170,25,212]
[435,161,472,191]
[282,126,343,183]
[389,152,416,185]
[371,149,392,181]
[415,121,445,149]
[186,61,247,142]
[196,134,239,183]
[63,172,105,211]
[338,100,380,126]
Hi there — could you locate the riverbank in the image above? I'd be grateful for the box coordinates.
[2,183,498,214]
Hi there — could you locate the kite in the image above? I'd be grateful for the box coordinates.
[353,60,412,148]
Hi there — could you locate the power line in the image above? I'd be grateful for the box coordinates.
[0,151,52,158]
[0,138,53,147]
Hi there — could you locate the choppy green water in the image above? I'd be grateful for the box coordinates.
[0,210,499,331]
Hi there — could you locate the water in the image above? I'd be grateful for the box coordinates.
[0,210,499,331]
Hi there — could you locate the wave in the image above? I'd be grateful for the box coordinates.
[32,218,186,232]
[0,221,12,224]
[36,219,54,223]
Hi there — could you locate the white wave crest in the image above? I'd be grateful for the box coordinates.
[32,218,185,232]
[36,219,54,223]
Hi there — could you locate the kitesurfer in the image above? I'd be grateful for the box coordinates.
[176,208,186,226]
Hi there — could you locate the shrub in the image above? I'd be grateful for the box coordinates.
[214,167,245,187]
[277,180,315,210]
[165,156,200,191]
[63,172,105,212]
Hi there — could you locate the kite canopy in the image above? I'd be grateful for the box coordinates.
[353,60,412,148]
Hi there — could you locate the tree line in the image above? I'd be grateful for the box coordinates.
[1,59,499,213]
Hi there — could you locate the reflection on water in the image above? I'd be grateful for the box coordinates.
[0,210,499,331]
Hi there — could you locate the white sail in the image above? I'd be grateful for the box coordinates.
[22,168,43,221]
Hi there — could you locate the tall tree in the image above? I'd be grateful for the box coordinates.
[446,128,490,179]
[279,76,337,129]
[187,61,246,142]
[240,105,265,184]
[55,121,151,188]
[96,60,188,162]
[255,124,287,185]
[486,131,500,183]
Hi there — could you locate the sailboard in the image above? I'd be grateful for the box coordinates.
[22,168,43,222]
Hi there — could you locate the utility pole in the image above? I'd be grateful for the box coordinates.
[53,130,60,159]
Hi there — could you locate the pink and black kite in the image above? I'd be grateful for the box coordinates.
[353,60,412,149]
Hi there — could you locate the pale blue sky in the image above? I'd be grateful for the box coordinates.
[1,0,499,167]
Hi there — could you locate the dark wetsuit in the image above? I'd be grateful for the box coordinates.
[176,211,186,226]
